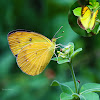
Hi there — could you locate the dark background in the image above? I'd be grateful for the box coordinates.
[0,0,100,100]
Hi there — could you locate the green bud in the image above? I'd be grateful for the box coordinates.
[60,52,64,55]
[65,49,70,54]
[58,52,64,57]
[62,48,66,52]
[57,51,60,54]
[65,45,71,50]
[62,56,66,58]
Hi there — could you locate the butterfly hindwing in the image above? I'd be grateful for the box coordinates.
[17,42,55,76]
[89,10,98,30]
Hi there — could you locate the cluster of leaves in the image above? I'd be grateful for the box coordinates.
[52,42,82,64]
[73,0,100,34]
[51,80,100,100]
[52,42,100,100]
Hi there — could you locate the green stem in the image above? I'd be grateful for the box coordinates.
[68,62,78,93]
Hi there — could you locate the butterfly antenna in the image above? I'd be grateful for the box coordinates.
[53,26,63,38]
[56,36,63,40]
[56,31,64,39]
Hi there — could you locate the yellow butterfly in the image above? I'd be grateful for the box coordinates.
[8,29,58,76]
[77,6,98,30]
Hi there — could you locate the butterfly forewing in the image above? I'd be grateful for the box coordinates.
[8,30,51,56]
[79,6,91,30]
[81,6,89,16]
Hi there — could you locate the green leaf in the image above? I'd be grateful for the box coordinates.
[51,57,58,61]
[50,80,60,86]
[80,83,100,95]
[97,25,100,33]
[97,10,100,20]
[81,92,99,100]
[73,7,82,16]
[93,2,99,9]
[72,93,80,99]
[78,95,86,100]
[57,58,70,64]
[51,57,70,64]
[51,80,73,94]
[70,48,82,59]
[72,92,100,100]
[92,23,100,35]
[86,28,92,33]
[51,80,79,95]
[72,94,86,100]
[89,0,96,5]
[60,92,73,100]
[68,42,74,56]
[87,5,94,9]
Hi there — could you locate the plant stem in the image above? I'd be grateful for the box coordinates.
[68,62,78,93]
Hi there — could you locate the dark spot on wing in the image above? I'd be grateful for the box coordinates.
[15,54,18,57]
[25,59,28,62]
[18,41,20,43]
[29,38,32,41]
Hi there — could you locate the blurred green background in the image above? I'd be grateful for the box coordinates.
[0,0,100,100]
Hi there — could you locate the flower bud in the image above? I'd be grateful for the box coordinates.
[59,52,64,55]
[62,48,66,52]
[57,51,60,54]
[65,49,70,54]
[64,45,71,50]
[61,56,66,58]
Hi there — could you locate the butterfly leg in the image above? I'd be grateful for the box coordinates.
[56,43,66,47]
[54,52,59,63]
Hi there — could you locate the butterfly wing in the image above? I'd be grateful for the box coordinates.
[17,42,55,76]
[77,6,91,30]
[8,30,51,56]
[8,30,56,76]
[88,10,98,30]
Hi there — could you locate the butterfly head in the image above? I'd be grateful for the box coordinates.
[51,38,56,43]
[51,26,64,44]
[51,35,63,44]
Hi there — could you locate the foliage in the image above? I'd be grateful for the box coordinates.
[0,0,100,100]
[52,42,82,64]
[51,81,100,100]
[51,42,100,100]
[73,0,100,35]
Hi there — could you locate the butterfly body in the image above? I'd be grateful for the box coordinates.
[77,6,98,30]
[8,30,56,76]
